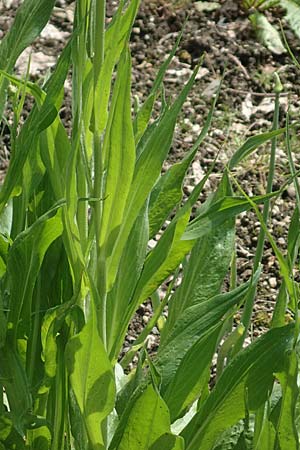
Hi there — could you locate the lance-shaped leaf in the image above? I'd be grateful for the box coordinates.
[94,0,140,134]
[0,0,56,115]
[6,210,63,344]
[166,172,234,332]
[182,191,278,241]
[281,0,300,40]
[100,49,135,259]
[134,205,194,306]
[158,271,260,401]
[106,63,201,291]
[0,39,72,214]
[250,12,286,55]
[149,94,217,238]
[0,345,32,434]
[228,128,286,170]
[181,324,295,450]
[276,351,299,450]
[117,385,184,450]
[65,307,115,449]
[163,325,221,422]
[106,203,149,363]
[124,180,208,356]
[133,28,185,145]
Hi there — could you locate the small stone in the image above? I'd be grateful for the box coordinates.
[183,135,193,143]
[269,277,277,288]
[142,315,149,324]
[287,186,296,198]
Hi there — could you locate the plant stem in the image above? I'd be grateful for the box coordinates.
[92,0,107,346]
[233,74,281,355]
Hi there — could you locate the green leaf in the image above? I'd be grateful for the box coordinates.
[182,191,278,241]
[249,12,286,54]
[276,351,299,449]
[148,94,217,238]
[158,272,260,403]
[134,206,194,305]
[94,0,140,134]
[39,300,83,394]
[133,28,184,145]
[106,63,201,290]
[27,425,51,450]
[117,385,184,450]
[0,0,56,71]
[0,39,72,214]
[163,325,221,421]
[106,203,148,363]
[166,173,234,331]
[0,346,32,434]
[100,49,135,262]
[0,0,56,115]
[65,306,116,449]
[181,324,295,450]
[281,0,300,39]
[228,128,286,170]
[6,210,63,344]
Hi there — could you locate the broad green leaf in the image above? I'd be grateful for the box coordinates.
[158,273,260,400]
[133,29,184,145]
[0,0,56,71]
[117,385,184,450]
[106,203,148,363]
[181,324,295,450]
[164,325,221,421]
[281,0,300,39]
[228,128,286,170]
[250,12,286,54]
[0,345,32,433]
[94,0,140,134]
[0,39,72,215]
[276,351,299,449]
[123,179,210,360]
[39,300,83,394]
[166,173,234,331]
[272,207,299,327]
[106,63,201,290]
[0,201,12,237]
[168,221,234,321]
[182,191,278,241]
[0,414,26,449]
[0,0,56,115]
[134,207,194,305]
[100,49,135,262]
[6,210,63,344]
[69,386,89,450]
[65,306,115,449]
[27,425,51,450]
[148,93,217,238]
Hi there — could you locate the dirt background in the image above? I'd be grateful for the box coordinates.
[1,0,300,357]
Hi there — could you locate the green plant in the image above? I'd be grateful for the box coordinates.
[0,1,299,449]
[243,0,300,54]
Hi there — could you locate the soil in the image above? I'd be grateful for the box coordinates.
[1,0,300,364]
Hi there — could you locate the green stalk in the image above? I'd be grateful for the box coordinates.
[27,276,42,386]
[50,343,66,450]
[271,113,300,328]
[92,0,107,347]
[233,73,282,355]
